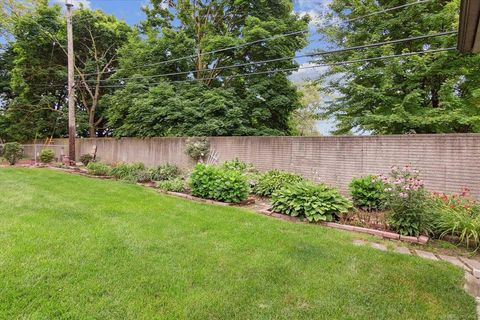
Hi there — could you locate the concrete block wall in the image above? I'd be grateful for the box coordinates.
[48,134,480,198]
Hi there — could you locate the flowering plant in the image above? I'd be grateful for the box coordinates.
[378,165,432,236]
[432,187,480,248]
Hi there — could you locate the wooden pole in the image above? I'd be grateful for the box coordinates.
[66,0,76,163]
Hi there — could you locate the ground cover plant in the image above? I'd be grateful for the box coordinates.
[110,162,151,183]
[0,168,475,319]
[156,177,185,192]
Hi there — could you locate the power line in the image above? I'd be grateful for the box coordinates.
[87,47,455,88]
[80,31,456,84]
[78,0,434,77]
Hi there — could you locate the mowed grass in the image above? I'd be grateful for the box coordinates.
[0,168,476,319]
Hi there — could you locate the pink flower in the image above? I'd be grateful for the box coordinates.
[399,192,408,198]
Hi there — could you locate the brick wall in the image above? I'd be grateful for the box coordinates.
[47,134,480,198]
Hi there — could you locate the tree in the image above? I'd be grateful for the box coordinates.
[317,0,480,134]
[72,9,131,137]
[105,0,310,137]
[0,1,132,141]
[291,82,322,136]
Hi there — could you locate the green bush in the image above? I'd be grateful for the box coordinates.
[39,149,55,164]
[2,142,23,165]
[349,175,386,211]
[86,162,111,176]
[189,163,248,203]
[157,178,185,192]
[432,188,480,248]
[254,169,304,197]
[381,166,432,237]
[110,163,152,183]
[80,154,93,166]
[149,163,182,181]
[221,158,258,192]
[271,182,351,222]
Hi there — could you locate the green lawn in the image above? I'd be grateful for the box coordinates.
[0,168,476,319]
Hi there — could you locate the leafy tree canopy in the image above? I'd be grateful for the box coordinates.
[104,0,310,137]
[317,0,480,134]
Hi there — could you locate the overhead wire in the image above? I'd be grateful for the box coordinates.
[79,31,457,84]
[77,0,435,77]
[86,47,456,88]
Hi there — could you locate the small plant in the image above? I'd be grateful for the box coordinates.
[86,162,111,176]
[39,149,55,164]
[149,163,182,181]
[80,154,94,166]
[271,181,351,222]
[432,188,480,248]
[2,142,23,165]
[157,178,185,192]
[254,169,304,197]
[110,162,145,179]
[380,165,432,236]
[185,137,210,162]
[349,175,386,211]
[189,163,248,203]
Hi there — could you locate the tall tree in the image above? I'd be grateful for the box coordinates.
[317,0,480,134]
[105,0,309,137]
[0,1,131,141]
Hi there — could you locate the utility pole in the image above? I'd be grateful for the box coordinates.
[66,0,76,163]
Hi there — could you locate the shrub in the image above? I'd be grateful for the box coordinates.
[221,158,258,192]
[39,149,55,164]
[271,181,351,222]
[189,163,248,203]
[80,154,94,166]
[380,165,432,236]
[86,162,111,176]
[185,137,210,162]
[2,142,23,165]
[110,163,151,183]
[157,178,185,192]
[254,169,304,197]
[349,175,386,211]
[432,188,480,248]
[149,163,182,181]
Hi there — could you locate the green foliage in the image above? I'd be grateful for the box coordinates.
[189,163,248,203]
[80,154,94,166]
[149,163,182,181]
[271,182,351,222]
[110,163,151,183]
[221,158,258,193]
[254,169,304,197]
[39,149,55,164]
[2,142,23,165]
[349,175,386,211]
[157,178,185,193]
[381,166,432,236]
[185,137,210,161]
[432,189,480,248]
[86,162,111,176]
[319,0,480,134]
[104,0,309,137]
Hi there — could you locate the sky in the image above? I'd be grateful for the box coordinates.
[51,0,336,134]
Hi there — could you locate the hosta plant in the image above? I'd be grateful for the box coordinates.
[271,181,351,222]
